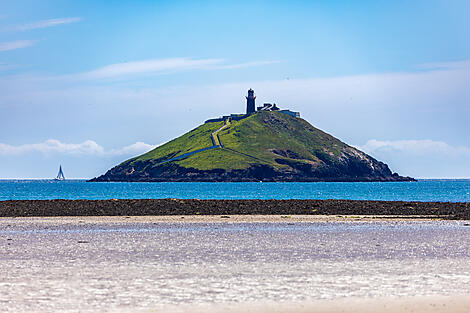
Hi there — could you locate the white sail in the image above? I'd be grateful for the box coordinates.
[55,165,65,181]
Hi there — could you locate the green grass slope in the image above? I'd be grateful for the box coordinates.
[132,120,224,163]
[175,111,345,170]
[130,111,352,170]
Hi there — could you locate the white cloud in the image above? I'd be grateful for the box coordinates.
[0,139,157,156]
[416,60,470,71]
[357,139,470,178]
[0,63,11,71]
[108,141,158,155]
[82,58,222,79]
[79,58,279,79]
[212,60,280,70]
[0,40,36,52]
[0,139,103,155]
[359,139,470,157]
[8,17,82,31]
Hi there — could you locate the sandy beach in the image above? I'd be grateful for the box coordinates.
[1,216,469,312]
[0,214,446,225]
[143,296,470,313]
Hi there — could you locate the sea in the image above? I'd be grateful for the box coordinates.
[1,179,469,202]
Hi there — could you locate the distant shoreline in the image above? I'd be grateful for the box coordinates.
[1,199,469,220]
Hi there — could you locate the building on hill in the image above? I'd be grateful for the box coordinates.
[257,103,280,111]
[205,114,246,123]
[205,88,300,123]
[279,109,300,118]
[257,103,300,118]
[256,101,300,118]
[246,88,256,114]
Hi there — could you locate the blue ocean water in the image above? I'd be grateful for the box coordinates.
[0,179,469,202]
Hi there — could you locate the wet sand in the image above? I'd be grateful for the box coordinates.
[1,217,469,313]
[153,296,470,313]
[0,214,446,225]
[148,296,470,313]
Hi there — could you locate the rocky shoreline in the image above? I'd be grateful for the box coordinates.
[0,199,469,220]
[90,162,415,182]
[89,151,416,182]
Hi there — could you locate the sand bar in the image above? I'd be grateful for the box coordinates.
[0,214,449,225]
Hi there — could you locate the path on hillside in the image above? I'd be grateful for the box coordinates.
[152,119,230,167]
[152,118,269,168]
[211,119,230,148]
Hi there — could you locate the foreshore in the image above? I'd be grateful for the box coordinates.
[151,296,470,313]
[0,199,469,219]
[2,217,469,312]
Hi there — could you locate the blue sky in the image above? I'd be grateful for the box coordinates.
[1,0,470,178]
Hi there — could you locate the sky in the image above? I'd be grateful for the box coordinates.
[0,0,470,179]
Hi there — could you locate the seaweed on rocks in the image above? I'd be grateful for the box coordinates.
[0,199,468,220]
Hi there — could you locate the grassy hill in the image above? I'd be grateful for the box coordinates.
[92,111,412,182]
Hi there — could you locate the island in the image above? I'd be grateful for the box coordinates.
[90,89,414,182]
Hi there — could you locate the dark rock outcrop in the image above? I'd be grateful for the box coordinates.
[0,199,468,219]
[91,150,413,182]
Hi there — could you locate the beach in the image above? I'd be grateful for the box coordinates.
[1,216,469,312]
[140,296,470,313]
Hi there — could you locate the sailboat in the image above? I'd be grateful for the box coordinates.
[55,165,65,181]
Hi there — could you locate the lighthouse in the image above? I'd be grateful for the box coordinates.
[246,88,256,114]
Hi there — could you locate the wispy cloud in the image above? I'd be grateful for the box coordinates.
[0,139,104,155]
[108,142,158,155]
[357,139,470,178]
[0,139,157,156]
[82,58,222,79]
[79,57,279,79]
[211,60,281,70]
[7,17,82,31]
[0,63,13,71]
[417,60,470,71]
[359,139,470,157]
[0,40,36,52]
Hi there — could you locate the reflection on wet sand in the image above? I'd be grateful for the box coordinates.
[1,217,470,312]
